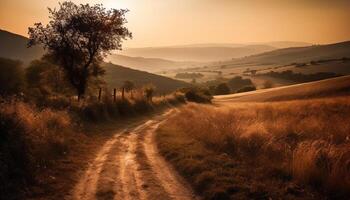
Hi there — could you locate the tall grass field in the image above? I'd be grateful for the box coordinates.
[156,96,350,199]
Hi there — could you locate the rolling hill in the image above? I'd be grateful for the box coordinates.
[214,75,350,103]
[106,54,200,73]
[226,41,350,66]
[0,29,190,94]
[103,62,191,94]
[0,29,44,64]
[258,41,312,49]
[119,45,276,62]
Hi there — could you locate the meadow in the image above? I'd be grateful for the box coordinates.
[156,96,350,199]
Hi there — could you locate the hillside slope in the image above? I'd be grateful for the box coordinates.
[119,45,276,62]
[0,29,43,64]
[228,41,350,65]
[214,75,350,102]
[107,54,199,73]
[103,63,191,94]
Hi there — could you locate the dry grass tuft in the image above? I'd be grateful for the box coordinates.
[156,96,350,199]
[0,99,74,198]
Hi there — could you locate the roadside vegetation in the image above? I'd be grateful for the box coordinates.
[156,96,350,199]
[0,2,203,199]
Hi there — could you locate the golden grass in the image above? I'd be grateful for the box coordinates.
[156,96,350,199]
[0,91,186,198]
[0,100,74,198]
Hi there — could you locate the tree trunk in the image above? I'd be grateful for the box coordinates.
[77,82,86,102]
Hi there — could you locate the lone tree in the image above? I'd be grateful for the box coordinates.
[28,1,132,100]
[123,80,135,98]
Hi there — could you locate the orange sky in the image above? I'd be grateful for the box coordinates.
[1,0,349,47]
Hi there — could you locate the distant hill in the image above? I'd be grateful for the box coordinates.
[119,45,276,62]
[107,54,200,73]
[225,41,350,66]
[0,29,44,64]
[258,41,312,49]
[0,29,189,94]
[103,62,191,94]
[214,75,350,103]
[133,41,311,49]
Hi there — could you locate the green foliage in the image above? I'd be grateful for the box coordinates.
[0,57,24,96]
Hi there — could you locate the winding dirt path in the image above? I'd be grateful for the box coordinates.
[72,110,199,200]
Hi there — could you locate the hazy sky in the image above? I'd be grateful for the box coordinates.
[1,0,349,47]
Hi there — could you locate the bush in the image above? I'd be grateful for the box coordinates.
[0,57,24,96]
[183,88,212,103]
[25,59,75,103]
[263,80,274,89]
[69,90,186,122]
[236,85,256,93]
[227,76,253,91]
[215,83,231,95]
[0,100,74,197]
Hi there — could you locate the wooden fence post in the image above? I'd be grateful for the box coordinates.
[98,88,102,102]
[121,87,125,100]
[113,88,117,102]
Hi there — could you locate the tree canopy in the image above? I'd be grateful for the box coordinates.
[28,1,132,100]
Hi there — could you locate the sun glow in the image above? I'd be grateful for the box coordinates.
[0,0,349,48]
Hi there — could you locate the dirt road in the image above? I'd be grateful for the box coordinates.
[72,110,198,200]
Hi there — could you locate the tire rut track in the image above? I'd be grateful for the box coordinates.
[142,124,199,200]
[72,110,199,200]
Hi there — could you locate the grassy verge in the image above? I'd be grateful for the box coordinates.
[156,96,350,200]
[0,91,186,199]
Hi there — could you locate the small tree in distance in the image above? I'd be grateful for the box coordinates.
[28,1,132,100]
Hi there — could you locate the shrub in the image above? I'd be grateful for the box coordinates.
[143,84,156,102]
[227,76,253,91]
[236,85,256,93]
[184,88,212,103]
[263,80,273,89]
[0,57,24,96]
[215,83,231,95]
